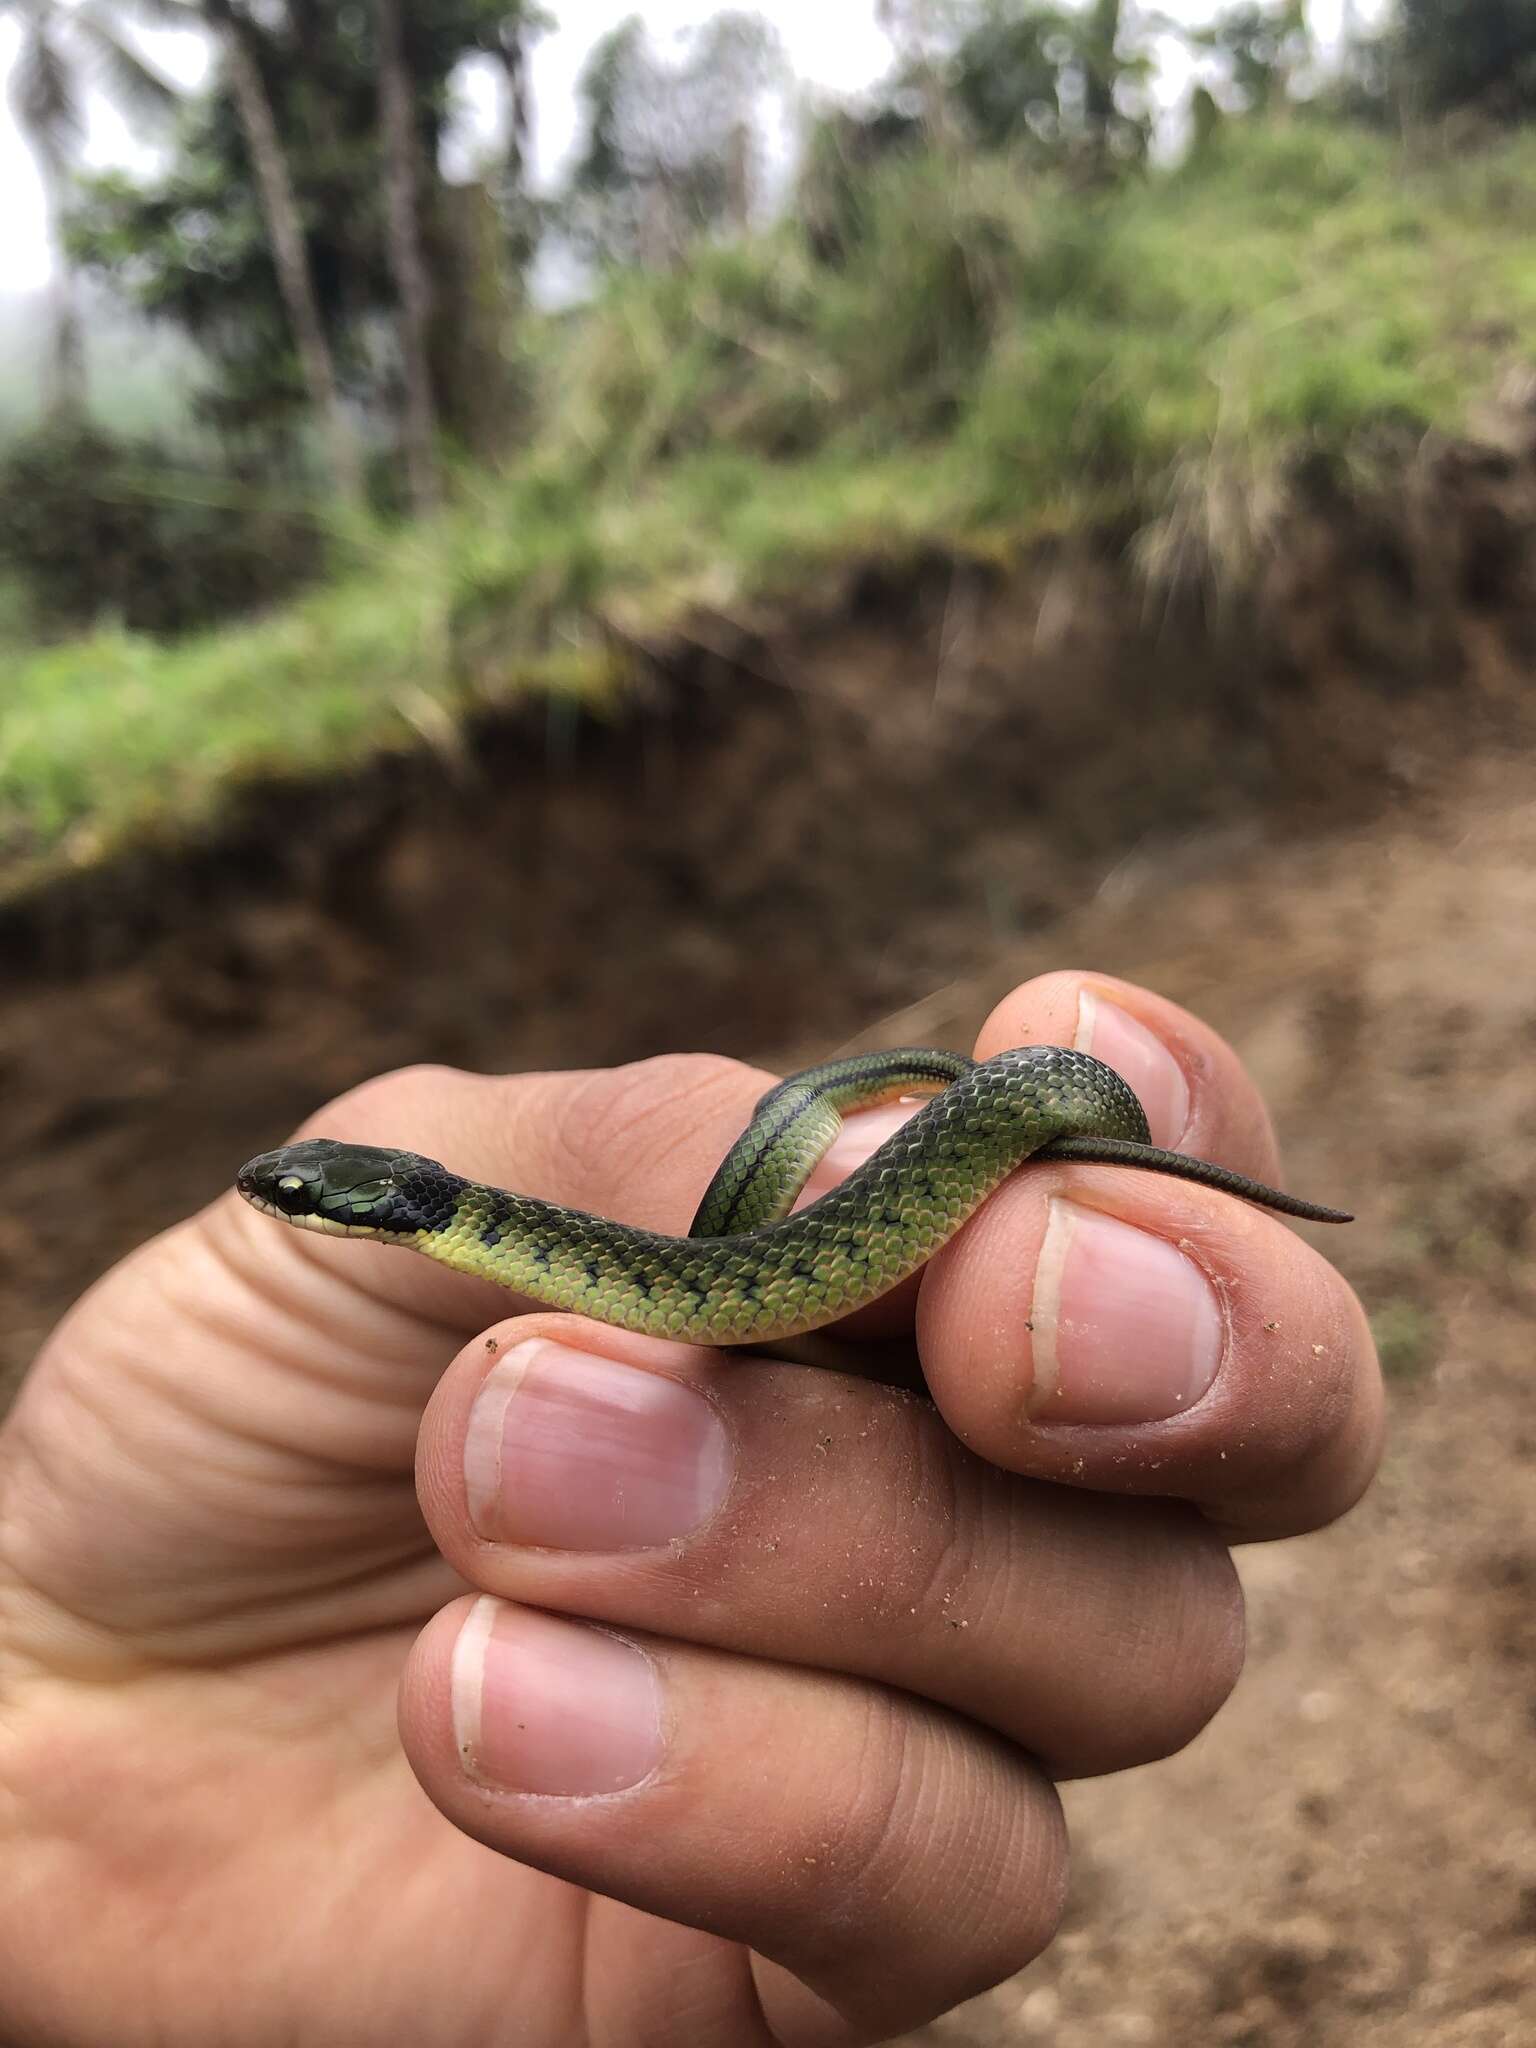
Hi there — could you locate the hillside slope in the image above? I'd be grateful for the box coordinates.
[6,123,1536,900]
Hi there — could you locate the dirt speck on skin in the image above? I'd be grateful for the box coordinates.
[1,631,1534,2038]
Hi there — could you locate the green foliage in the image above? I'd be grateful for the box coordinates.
[1398,0,1536,120]
[562,10,784,266]
[1337,0,1536,128]
[1173,117,1384,212]
[544,120,1509,510]
[960,314,1177,516]
[541,236,830,474]
[567,15,647,209]
[813,0,1156,180]
[0,420,320,635]
[7,123,1536,878]
[796,0,1171,270]
[945,0,1152,164]
[1370,1298,1437,1382]
[547,156,1144,476]
[67,152,312,442]
[816,157,1041,428]
[0,472,623,869]
[66,1,543,443]
[1184,2,1312,117]
[795,103,926,266]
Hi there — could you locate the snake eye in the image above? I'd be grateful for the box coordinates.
[273,1173,312,1215]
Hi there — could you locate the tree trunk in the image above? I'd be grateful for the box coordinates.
[875,0,957,146]
[724,120,753,233]
[375,0,440,512]
[212,4,364,505]
[491,15,537,271]
[32,139,87,422]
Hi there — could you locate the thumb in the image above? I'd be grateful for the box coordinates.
[4,1056,777,1662]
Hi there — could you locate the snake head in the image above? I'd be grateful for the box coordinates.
[236,1138,420,1239]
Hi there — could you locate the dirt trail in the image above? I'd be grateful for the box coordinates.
[2,734,1532,2044]
[887,747,1536,2047]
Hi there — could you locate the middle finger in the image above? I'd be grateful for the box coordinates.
[415,1314,1244,1779]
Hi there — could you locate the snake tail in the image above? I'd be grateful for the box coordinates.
[1040,1137,1353,1223]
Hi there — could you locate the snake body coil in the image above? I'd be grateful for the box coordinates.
[237,1044,1349,1347]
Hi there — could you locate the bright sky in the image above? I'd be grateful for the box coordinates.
[0,0,1384,294]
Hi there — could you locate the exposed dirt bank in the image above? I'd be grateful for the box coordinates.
[11,386,1536,986]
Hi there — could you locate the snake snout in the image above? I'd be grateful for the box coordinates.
[236,1138,412,1232]
[236,1146,324,1219]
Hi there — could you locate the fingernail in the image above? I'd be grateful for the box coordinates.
[452,1599,663,1796]
[1028,1200,1224,1423]
[1078,992,1191,1145]
[465,1341,733,1550]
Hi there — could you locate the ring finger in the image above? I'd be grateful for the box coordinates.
[400,1594,1068,2045]
[415,1314,1245,1778]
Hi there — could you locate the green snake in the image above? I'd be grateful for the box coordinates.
[236,1045,1349,1347]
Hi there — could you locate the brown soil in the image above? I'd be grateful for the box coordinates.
[896,746,1536,2048]
[2,551,1534,2043]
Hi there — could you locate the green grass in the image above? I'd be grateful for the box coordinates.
[1370,1297,1438,1383]
[6,119,1536,887]
[0,496,623,880]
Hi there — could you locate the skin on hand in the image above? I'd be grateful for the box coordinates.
[0,972,1383,2048]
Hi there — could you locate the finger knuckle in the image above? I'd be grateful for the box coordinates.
[315,1061,467,1131]
[1111,1522,1246,1766]
[545,1053,760,1208]
[790,1700,1067,2011]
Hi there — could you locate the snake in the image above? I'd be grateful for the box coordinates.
[236,1045,1349,1347]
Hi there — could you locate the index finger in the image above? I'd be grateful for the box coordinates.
[915,973,1383,1541]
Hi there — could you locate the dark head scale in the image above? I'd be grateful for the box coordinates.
[236,1138,415,1235]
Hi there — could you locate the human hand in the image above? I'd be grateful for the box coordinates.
[0,972,1382,2047]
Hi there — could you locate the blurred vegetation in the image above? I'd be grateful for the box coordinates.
[0,420,319,634]
[1370,1298,1438,1382]
[7,110,1536,882]
[5,0,1536,887]
[0,291,201,440]
[561,10,784,266]
[1,0,182,421]
[60,1,545,490]
[1379,0,1536,124]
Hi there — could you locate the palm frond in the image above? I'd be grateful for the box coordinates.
[75,7,184,128]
